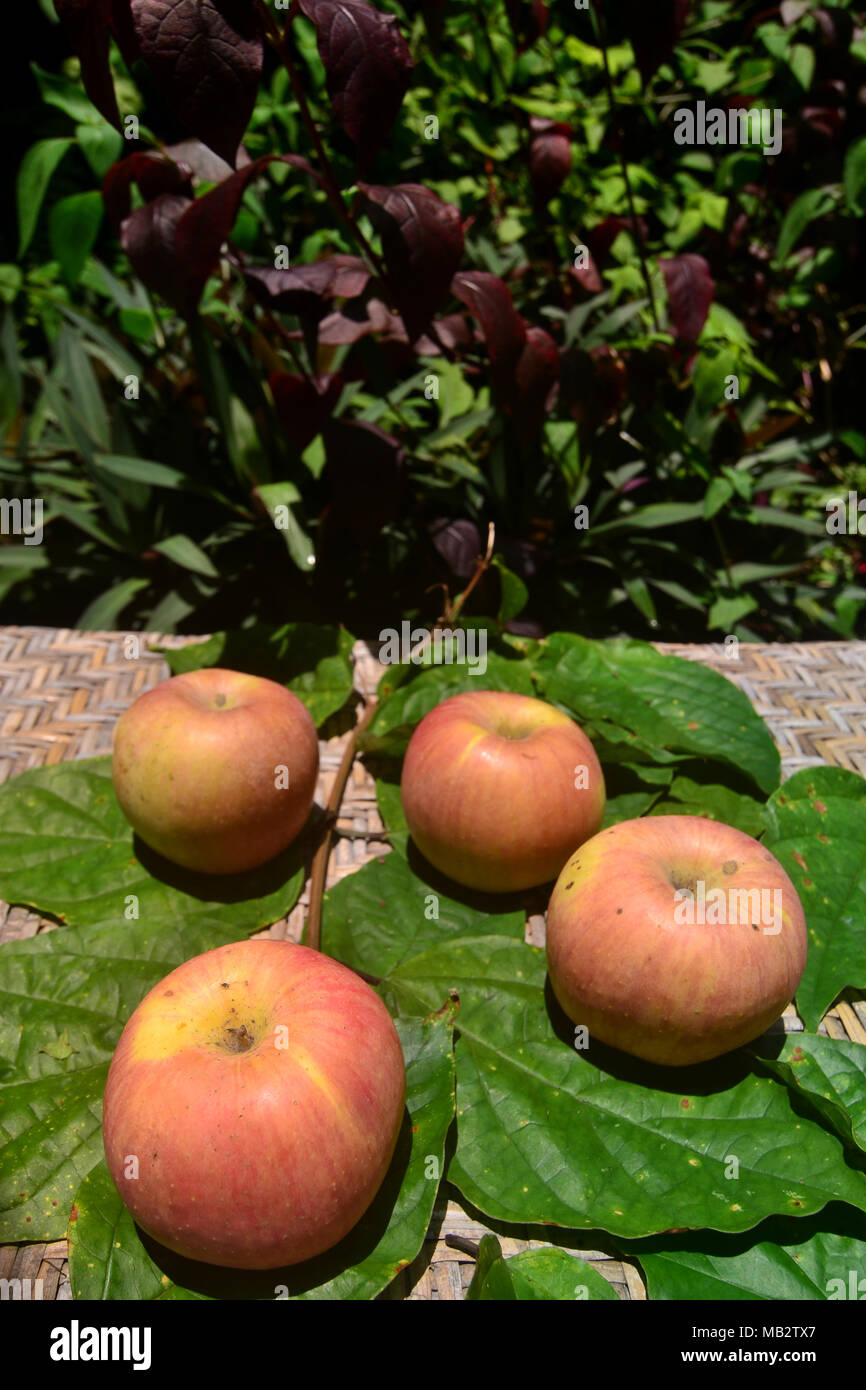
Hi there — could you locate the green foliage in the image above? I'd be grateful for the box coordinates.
[3,2,865,636]
[1,623,865,1295]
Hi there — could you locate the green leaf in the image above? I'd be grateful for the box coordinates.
[49,192,103,285]
[77,578,150,631]
[787,42,815,90]
[76,124,124,181]
[32,63,104,124]
[493,555,528,627]
[92,454,189,490]
[383,935,866,1237]
[622,576,658,625]
[374,777,410,857]
[703,476,735,519]
[591,501,706,536]
[17,138,74,256]
[776,187,836,263]
[633,1207,866,1300]
[156,623,356,729]
[532,634,780,796]
[321,851,524,978]
[0,1063,108,1242]
[761,767,866,1030]
[254,482,316,573]
[153,534,219,580]
[68,1011,456,1299]
[68,1164,207,1300]
[466,1236,619,1300]
[708,593,758,631]
[754,1034,866,1154]
[843,135,866,215]
[649,776,767,838]
[0,757,306,936]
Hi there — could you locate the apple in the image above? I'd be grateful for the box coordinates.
[102,939,406,1270]
[546,814,808,1066]
[112,667,319,875]
[400,689,605,893]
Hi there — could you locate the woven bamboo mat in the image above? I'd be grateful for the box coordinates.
[1,626,865,1302]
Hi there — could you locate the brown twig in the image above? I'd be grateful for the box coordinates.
[450,520,496,623]
[305,695,380,952]
[445,1235,480,1258]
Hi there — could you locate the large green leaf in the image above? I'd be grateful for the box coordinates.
[632,1207,866,1300]
[754,1033,866,1154]
[156,623,356,729]
[378,936,866,1238]
[647,776,766,837]
[532,634,780,795]
[374,777,411,857]
[761,767,866,1030]
[49,192,103,285]
[0,757,306,932]
[0,913,277,1242]
[17,138,73,256]
[68,1011,456,1300]
[466,1235,619,1300]
[321,850,524,977]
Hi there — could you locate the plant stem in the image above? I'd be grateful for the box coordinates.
[594,12,660,334]
[305,695,380,952]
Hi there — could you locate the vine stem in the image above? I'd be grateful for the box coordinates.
[252,0,387,281]
[593,8,660,334]
[304,695,380,952]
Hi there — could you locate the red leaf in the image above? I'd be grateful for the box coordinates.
[512,325,559,441]
[298,0,413,170]
[128,0,263,165]
[451,271,527,401]
[55,0,121,128]
[660,254,715,347]
[115,153,308,314]
[103,150,193,226]
[269,372,343,455]
[359,183,464,343]
[323,418,406,543]
[163,139,252,184]
[569,251,603,293]
[528,118,572,204]
[431,312,474,352]
[246,257,370,315]
[431,518,481,580]
[120,194,192,309]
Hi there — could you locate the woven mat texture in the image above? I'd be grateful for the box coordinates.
[1,626,865,1301]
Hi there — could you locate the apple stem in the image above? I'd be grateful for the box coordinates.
[305,696,380,952]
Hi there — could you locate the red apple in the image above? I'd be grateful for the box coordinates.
[102,939,406,1269]
[400,689,605,892]
[112,667,319,875]
[546,815,808,1066]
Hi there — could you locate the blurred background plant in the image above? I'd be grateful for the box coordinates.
[2,0,865,641]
